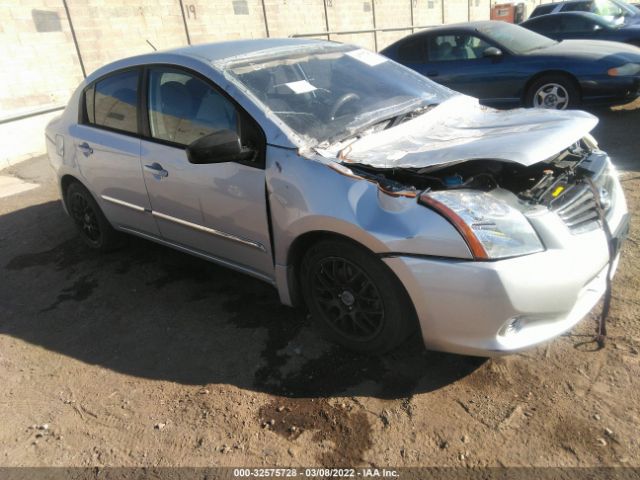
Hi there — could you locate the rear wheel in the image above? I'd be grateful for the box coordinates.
[525,74,579,110]
[300,239,416,354]
[66,182,121,251]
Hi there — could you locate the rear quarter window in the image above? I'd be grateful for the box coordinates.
[82,69,139,135]
[397,38,426,63]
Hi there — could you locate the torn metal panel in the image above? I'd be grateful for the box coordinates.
[334,95,599,170]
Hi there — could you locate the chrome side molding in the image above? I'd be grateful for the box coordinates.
[100,195,266,252]
[118,225,274,285]
[152,211,267,252]
[101,195,146,212]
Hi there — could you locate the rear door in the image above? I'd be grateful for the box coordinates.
[139,66,273,280]
[70,68,160,235]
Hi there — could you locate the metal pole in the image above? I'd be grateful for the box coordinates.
[178,0,191,45]
[371,0,378,51]
[260,0,270,38]
[290,25,439,38]
[61,0,86,78]
[468,0,471,21]
[441,0,445,24]
[323,0,331,40]
[410,0,415,34]
[0,105,65,126]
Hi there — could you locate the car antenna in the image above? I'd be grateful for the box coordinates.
[146,40,157,51]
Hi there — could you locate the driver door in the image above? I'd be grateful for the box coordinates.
[417,32,520,104]
[140,66,273,280]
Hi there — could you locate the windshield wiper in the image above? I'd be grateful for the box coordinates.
[324,102,437,147]
[386,104,435,129]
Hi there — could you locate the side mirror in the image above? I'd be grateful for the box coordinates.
[186,129,255,164]
[483,46,503,58]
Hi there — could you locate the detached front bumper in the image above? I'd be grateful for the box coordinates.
[383,174,629,357]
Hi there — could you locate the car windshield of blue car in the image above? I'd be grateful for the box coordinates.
[595,0,637,18]
[225,44,455,146]
[478,22,557,54]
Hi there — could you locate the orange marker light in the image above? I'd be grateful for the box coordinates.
[420,194,489,260]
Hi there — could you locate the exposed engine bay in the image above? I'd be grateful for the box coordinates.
[345,136,607,212]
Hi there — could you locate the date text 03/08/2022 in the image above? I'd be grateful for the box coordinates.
[233,468,400,477]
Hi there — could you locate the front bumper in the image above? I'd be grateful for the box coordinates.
[581,74,640,106]
[383,172,629,357]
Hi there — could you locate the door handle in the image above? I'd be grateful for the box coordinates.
[144,162,169,179]
[78,142,93,157]
[427,71,439,77]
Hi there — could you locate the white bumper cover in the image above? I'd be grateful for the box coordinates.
[383,174,629,356]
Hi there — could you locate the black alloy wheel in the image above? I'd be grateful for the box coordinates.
[301,239,417,353]
[309,256,385,342]
[69,190,101,244]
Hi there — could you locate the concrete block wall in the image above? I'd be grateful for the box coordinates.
[374,0,413,51]
[325,0,376,52]
[67,0,188,75]
[0,0,553,167]
[186,1,267,43]
[0,1,83,115]
[413,0,445,29]
[263,0,326,38]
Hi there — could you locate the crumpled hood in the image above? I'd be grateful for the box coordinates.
[336,96,598,170]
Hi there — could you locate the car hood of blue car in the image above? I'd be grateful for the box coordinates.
[530,38,640,62]
[331,95,599,170]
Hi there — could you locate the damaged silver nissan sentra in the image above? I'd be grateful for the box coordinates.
[46,39,629,356]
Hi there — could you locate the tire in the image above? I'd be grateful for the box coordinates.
[300,239,417,354]
[65,181,121,252]
[525,74,579,110]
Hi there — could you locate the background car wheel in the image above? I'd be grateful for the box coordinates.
[65,182,121,252]
[526,75,579,110]
[300,239,417,354]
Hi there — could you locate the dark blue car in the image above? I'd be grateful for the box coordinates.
[521,12,640,47]
[381,21,640,109]
[528,0,640,25]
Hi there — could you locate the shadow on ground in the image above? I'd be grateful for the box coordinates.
[0,200,484,400]
[587,101,640,173]
[3,102,638,401]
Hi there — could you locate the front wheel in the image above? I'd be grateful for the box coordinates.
[300,239,417,354]
[66,182,121,251]
[525,75,579,110]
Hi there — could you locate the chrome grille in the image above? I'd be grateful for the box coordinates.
[552,166,615,234]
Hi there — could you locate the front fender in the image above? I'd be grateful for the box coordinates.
[266,147,472,266]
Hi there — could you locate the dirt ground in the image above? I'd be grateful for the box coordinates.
[0,100,639,470]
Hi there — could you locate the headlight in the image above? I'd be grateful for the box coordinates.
[419,190,544,260]
[607,63,640,76]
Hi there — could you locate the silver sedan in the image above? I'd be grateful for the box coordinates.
[45,39,629,356]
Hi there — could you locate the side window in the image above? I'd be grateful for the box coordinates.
[89,70,140,134]
[397,38,426,63]
[427,34,492,62]
[147,68,238,146]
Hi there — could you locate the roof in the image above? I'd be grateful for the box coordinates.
[379,20,508,49]
[415,20,497,32]
[159,38,329,63]
[523,10,618,25]
[85,37,333,84]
